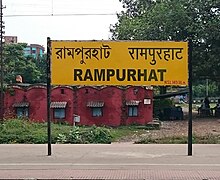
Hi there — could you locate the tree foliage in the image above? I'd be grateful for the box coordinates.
[111,0,220,81]
[193,80,219,97]
[28,54,47,83]
[3,43,46,84]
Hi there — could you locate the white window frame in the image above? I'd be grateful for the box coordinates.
[92,107,103,117]
[128,106,138,117]
[54,108,66,119]
[16,107,29,118]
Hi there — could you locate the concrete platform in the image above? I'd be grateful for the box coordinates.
[0,144,220,179]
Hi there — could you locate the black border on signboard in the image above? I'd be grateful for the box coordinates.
[46,39,193,156]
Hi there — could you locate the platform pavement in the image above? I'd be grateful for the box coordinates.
[0,143,220,179]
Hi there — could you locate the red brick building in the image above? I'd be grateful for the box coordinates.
[4,36,18,44]
[4,84,153,126]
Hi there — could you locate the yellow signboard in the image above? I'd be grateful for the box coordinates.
[51,41,188,86]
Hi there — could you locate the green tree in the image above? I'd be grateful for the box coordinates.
[193,80,219,97]
[111,0,220,82]
[3,43,44,84]
[35,54,47,83]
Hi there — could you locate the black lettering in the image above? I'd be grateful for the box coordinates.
[148,69,158,81]
[107,69,115,81]
[74,69,83,81]
[84,69,93,81]
[94,69,105,81]
[157,69,166,81]
[116,69,126,81]
[127,69,137,81]
[137,69,147,81]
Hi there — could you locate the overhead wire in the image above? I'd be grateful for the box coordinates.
[4,13,118,17]
[4,0,123,17]
[5,1,120,18]
[5,0,122,17]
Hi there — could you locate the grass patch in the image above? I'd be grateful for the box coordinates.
[194,134,220,144]
[135,136,188,144]
[110,125,159,142]
[0,119,112,144]
[135,134,220,144]
[0,119,72,144]
[1,119,218,144]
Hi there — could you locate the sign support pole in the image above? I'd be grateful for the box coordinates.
[188,39,193,156]
[0,0,4,121]
[47,37,52,156]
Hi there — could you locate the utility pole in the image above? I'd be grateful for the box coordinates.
[0,0,5,121]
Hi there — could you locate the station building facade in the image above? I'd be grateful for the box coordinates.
[4,84,153,127]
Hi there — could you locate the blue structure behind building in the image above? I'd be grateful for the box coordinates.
[24,44,45,58]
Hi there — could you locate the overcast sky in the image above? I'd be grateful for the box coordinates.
[4,0,123,47]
